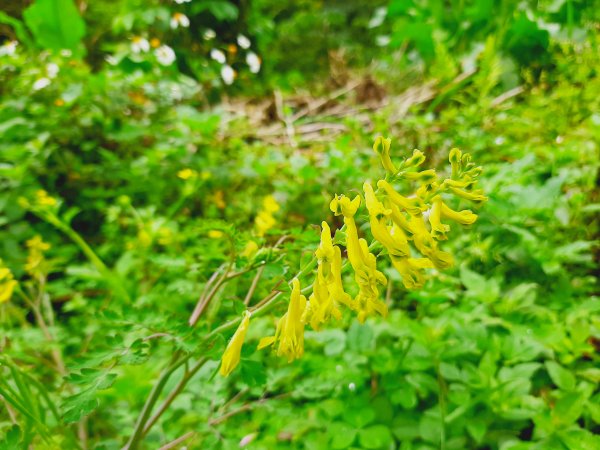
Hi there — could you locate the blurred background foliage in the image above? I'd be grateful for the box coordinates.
[0,0,599,449]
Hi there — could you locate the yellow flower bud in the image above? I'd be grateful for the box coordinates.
[219,311,251,377]
[373,136,398,174]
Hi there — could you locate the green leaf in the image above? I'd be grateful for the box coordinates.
[0,12,33,47]
[23,0,86,52]
[239,359,266,387]
[347,321,374,352]
[545,361,576,391]
[358,425,393,449]
[328,422,357,449]
[191,1,238,21]
[553,392,584,426]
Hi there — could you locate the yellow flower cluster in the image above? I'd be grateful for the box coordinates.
[25,236,51,276]
[254,195,280,236]
[0,260,17,304]
[219,138,486,376]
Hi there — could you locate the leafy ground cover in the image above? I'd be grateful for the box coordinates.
[0,1,598,449]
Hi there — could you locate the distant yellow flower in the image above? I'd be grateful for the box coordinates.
[241,240,259,259]
[258,278,306,362]
[35,190,57,207]
[213,190,226,209]
[177,168,197,180]
[25,236,51,275]
[0,261,17,304]
[220,311,251,377]
[208,230,224,239]
[255,195,280,236]
[150,38,161,48]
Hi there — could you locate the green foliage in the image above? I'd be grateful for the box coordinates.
[0,0,598,449]
[23,0,86,54]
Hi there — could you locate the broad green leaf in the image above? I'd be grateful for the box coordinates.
[545,361,576,391]
[358,425,393,449]
[329,422,357,449]
[23,0,85,52]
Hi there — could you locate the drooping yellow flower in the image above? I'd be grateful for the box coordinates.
[391,256,434,289]
[406,213,454,270]
[220,311,251,377]
[428,195,450,240]
[373,136,397,175]
[363,182,410,258]
[0,261,17,304]
[330,195,387,323]
[258,278,306,362]
[303,222,350,330]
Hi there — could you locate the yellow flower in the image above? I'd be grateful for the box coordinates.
[448,186,488,203]
[0,262,17,304]
[258,278,306,362]
[255,195,280,236]
[428,195,450,240]
[408,213,454,270]
[220,311,251,377]
[177,168,197,180]
[402,149,426,168]
[35,190,57,207]
[25,236,51,275]
[262,195,280,213]
[373,136,397,174]
[363,182,410,258]
[303,222,349,330]
[241,240,259,259]
[391,256,434,289]
[377,180,424,215]
[330,195,387,323]
[441,202,477,225]
[208,230,224,239]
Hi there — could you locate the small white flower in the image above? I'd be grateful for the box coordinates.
[33,78,51,91]
[348,382,356,392]
[155,45,176,66]
[494,136,505,146]
[170,13,190,29]
[131,37,150,54]
[203,29,216,40]
[105,55,118,65]
[220,65,235,85]
[210,49,226,64]
[174,0,191,3]
[246,52,261,73]
[46,63,59,78]
[0,40,18,57]
[237,35,251,49]
[60,49,72,58]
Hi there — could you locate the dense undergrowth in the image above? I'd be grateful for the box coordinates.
[0,1,599,449]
